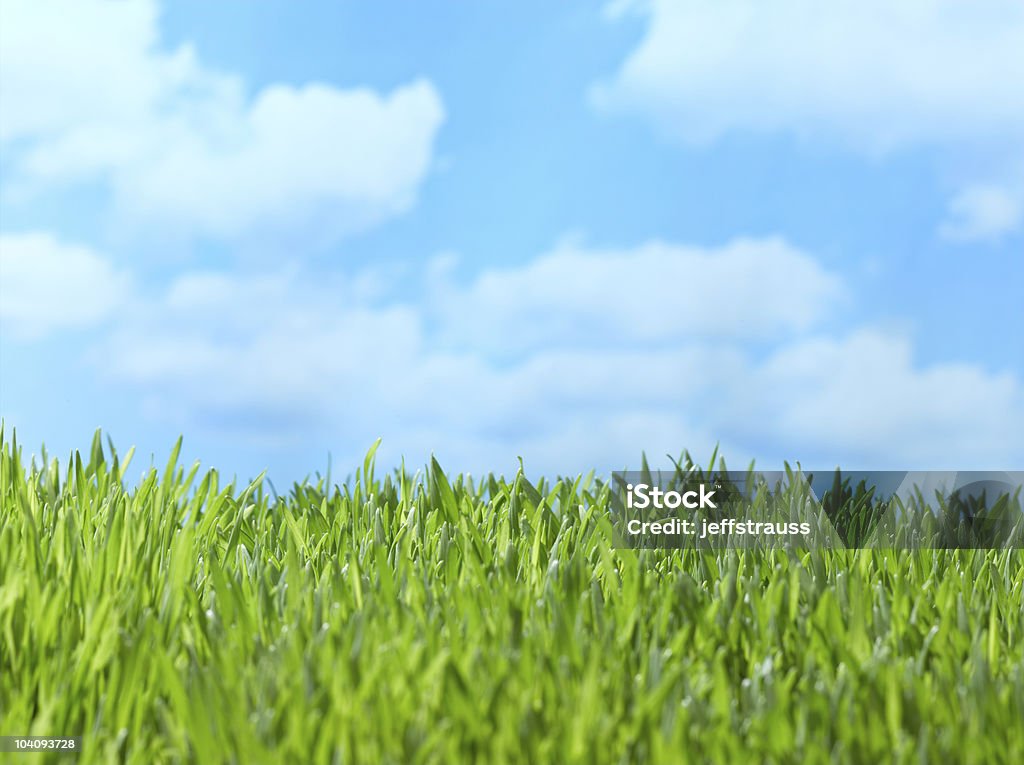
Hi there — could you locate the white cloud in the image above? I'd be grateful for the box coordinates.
[86,236,1023,473]
[0,0,169,142]
[593,0,1024,150]
[727,330,1024,467]
[430,237,844,356]
[0,0,444,242]
[939,184,1023,243]
[0,233,130,339]
[597,0,1024,253]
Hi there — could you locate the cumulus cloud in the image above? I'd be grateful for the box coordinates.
[0,233,131,340]
[727,330,1024,467]
[86,236,1024,473]
[939,184,1023,243]
[596,0,1024,252]
[593,0,1024,150]
[98,270,741,472]
[0,0,170,142]
[429,237,844,356]
[0,0,444,242]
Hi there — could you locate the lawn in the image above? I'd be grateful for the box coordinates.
[1,429,1022,764]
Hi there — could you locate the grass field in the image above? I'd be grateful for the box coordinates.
[1,429,1022,764]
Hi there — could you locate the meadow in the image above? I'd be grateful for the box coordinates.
[1,429,1022,764]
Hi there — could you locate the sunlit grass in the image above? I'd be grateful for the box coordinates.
[1,428,1022,764]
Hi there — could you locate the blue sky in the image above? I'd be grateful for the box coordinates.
[1,0,1022,483]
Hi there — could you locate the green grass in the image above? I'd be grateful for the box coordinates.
[1,429,1022,764]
